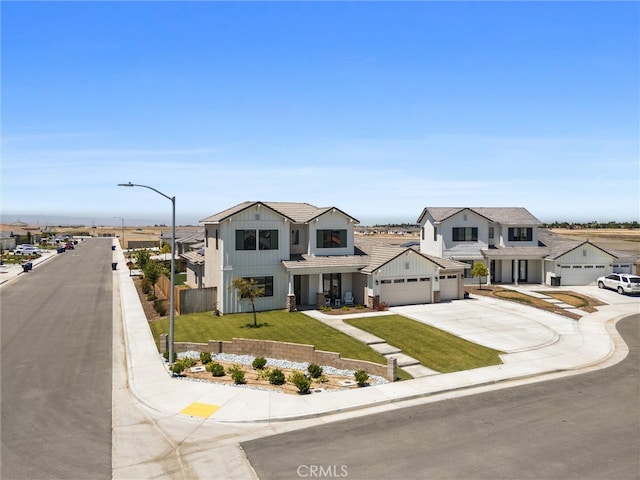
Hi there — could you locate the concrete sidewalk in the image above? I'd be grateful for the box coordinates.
[112,241,639,424]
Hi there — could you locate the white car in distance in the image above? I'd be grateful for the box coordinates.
[14,244,40,255]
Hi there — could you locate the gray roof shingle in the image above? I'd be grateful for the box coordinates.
[200,201,358,224]
[418,207,542,225]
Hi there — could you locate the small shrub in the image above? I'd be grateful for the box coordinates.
[252,357,267,370]
[288,371,311,394]
[181,356,197,368]
[228,365,246,384]
[354,369,369,386]
[170,360,185,376]
[316,374,329,384]
[200,351,212,364]
[206,362,225,377]
[268,368,286,385]
[307,363,323,379]
[154,300,167,316]
[356,304,365,310]
[257,366,272,380]
[141,280,151,294]
[376,302,389,312]
[146,292,156,301]
[320,305,331,313]
[163,350,178,363]
[342,305,350,311]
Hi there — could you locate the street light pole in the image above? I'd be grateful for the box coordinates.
[118,182,176,364]
[113,216,125,250]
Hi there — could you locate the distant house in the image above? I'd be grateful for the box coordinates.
[193,201,467,314]
[417,207,636,286]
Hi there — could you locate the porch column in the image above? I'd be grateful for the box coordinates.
[286,274,296,312]
[514,259,519,286]
[315,273,325,308]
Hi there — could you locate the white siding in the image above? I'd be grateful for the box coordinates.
[548,243,615,286]
[441,210,490,259]
[419,214,442,257]
[309,211,354,256]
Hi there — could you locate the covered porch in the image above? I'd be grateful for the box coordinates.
[480,247,549,285]
[282,255,369,311]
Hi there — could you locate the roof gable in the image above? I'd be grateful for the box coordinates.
[418,207,541,225]
[200,201,358,224]
[549,239,619,261]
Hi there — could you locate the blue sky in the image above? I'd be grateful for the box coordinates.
[2,1,638,226]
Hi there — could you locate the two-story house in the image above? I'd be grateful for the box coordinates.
[197,201,467,314]
[417,207,637,286]
[418,207,548,285]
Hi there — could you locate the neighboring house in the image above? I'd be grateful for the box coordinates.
[417,207,636,286]
[181,246,205,289]
[0,224,42,249]
[197,202,467,314]
[0,231,17,251]
[175,229,205,255]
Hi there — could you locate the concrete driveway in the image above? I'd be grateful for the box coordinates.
[391,294,579,353]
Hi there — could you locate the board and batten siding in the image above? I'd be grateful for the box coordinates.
[308,211,354,256]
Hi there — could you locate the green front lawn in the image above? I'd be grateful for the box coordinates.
[345,315,503,373]
[149,310,389,366]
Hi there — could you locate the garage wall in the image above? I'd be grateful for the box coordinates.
[550,243,615,286]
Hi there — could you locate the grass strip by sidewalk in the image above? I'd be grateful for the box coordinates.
[148,310,389,366]
[345,315,504,373]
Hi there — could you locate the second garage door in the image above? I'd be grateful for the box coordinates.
[380,278,432,306]
[439,274,460,301]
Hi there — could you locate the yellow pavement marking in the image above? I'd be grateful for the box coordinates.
[180,402,220,418]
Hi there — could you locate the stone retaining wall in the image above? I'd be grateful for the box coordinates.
[161,335,397,381]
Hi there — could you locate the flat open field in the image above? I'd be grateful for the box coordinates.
[549,228,640,256]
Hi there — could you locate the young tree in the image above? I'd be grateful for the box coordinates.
[144,260,166,297]
[470,262,490,289]
[135,249,151,271]
[229,277,264,327]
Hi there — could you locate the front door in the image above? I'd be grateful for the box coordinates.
[294,275,302,306]
[323,273,342,302]
[519,260,528,282]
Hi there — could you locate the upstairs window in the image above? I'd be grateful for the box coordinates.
[291,228,300,246]
[317,229,347,248]
[452,227,478,242]
[236,229,279,250]
[235,229,256,250]
[488,227,494,240]
[508,228,533,242]
[258,229,278,250]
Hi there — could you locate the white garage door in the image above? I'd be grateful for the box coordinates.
[558,265,605,286]
[380,278,432,306]
[439,274,460,301]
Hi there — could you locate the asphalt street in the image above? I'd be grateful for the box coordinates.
[1,239,113,480]
[242,314,640,480]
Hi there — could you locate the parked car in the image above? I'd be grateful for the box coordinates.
[597,273,640,295]
[65,242,75,250]
[14,245,40,255]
